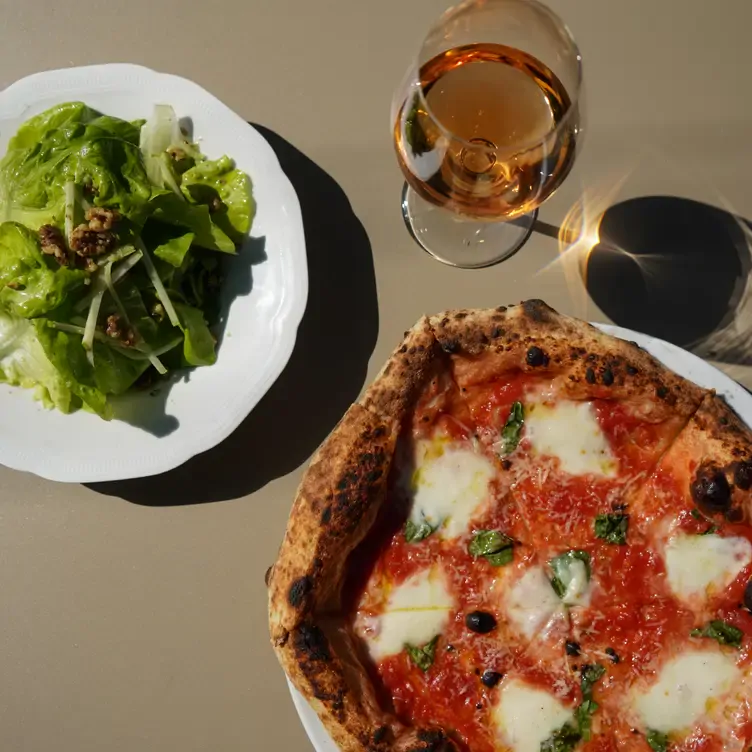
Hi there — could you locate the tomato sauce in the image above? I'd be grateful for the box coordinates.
[588,540,670,611]
[381,648,492,752]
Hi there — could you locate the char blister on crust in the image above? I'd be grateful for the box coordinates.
[687,394,752,522]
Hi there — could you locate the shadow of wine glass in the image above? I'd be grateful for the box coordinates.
[580,196,752,365]
[86,125,379,505]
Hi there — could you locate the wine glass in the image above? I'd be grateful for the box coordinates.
[392,0,583,268]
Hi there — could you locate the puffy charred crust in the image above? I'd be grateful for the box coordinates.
[693,393,751,446]
[269,404,394,633]
[428,302,707,416]
[360,317,446,422]
[269,403,402,750]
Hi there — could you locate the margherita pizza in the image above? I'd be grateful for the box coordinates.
[268,300,752,752]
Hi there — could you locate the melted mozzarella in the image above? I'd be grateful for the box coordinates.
[408,439,494,538]
[363,567,454,661]
[560,559,592,606]
[524,400,617,477]
[633,650,740,733]
[665,535,752,603]
[493,679,573,752]
[504,566,563,639]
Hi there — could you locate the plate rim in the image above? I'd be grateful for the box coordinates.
[0,62,308,483]
[284,321,752,752]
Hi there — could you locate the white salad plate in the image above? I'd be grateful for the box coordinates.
[0,64,307,483]
[285,322,752,752]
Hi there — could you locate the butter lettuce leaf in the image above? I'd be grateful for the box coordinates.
[153,231,195,268]
[175,302,216,367]
[34,321,150,418]
[180,155,254,243]
[0,102,152,228]
[0,311,77,412]
[148,191,235,252]
[0,222,86,318]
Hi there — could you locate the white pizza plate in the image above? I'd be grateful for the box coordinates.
[0,64,307,483]
[285,322,752,751]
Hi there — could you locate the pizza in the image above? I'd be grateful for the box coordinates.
[267,300,752,752]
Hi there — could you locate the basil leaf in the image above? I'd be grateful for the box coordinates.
[691,508,702,520]
[563,664,606,742]
[468,530,515,567]
[469,530,513,557]
[646,729,669,752]
[549,575,566,598]
[485,548,514,567]
[405,635,439,672]
[540,722,581,752]
[594,513,629,545]
[500,401,525,455]
[690,620,743,648]
[404,517,436,543]
[580,663,606,698]
[701,524,719,535]
[574,698,599,742]
[549,550,591,602]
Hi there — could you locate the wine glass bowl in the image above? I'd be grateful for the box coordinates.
[392,0,583,267]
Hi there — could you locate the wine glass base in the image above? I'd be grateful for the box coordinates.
[401,183,537,269]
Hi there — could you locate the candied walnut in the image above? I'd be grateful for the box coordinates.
[70,226,116,257]
[38,224,68,266]
[105,314,136,347]
[85,207,119,232]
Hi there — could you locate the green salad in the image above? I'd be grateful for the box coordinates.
[0,102,254,419]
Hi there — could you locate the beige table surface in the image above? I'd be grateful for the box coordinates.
[2,1,752,750]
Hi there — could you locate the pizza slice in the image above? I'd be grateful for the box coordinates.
[429,301,708,553]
